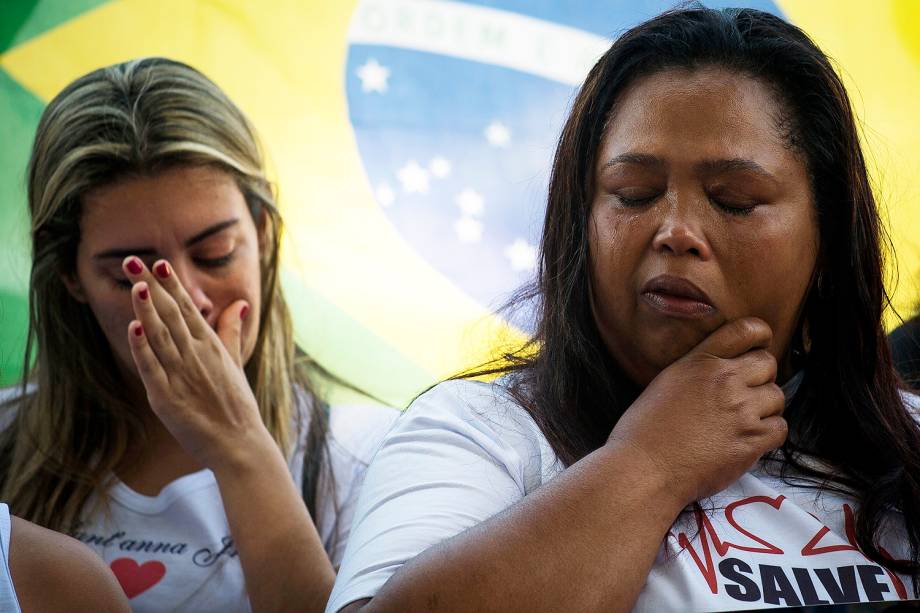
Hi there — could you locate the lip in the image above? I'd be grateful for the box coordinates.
[640,275,716,318]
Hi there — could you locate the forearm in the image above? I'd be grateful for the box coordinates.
[358,441,686,613]
[214,431,335,613]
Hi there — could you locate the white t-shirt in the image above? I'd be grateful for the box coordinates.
[327,379,918,613]
[0,504,21,613]
[66,398,398,612]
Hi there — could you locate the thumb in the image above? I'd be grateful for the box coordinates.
[689,316,772,360]
[217,300,249,367]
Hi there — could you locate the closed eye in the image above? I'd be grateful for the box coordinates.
[710,197,757,216]
[196,252,235,268]
[614,192,660,207]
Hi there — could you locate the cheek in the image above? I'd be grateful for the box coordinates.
[84,291,138,368]
[589,207,644,309]
[721,216,817,343]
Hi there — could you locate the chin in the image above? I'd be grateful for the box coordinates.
[643,335,700,370]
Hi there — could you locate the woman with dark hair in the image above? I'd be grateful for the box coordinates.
[326,6,920,612]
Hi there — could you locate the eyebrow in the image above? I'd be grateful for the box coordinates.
[92,218,240,261]
[601,154,775,179]
[601,153,665,171]
[696,158,774,179]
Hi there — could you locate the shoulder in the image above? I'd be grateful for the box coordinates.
[403,378,546,445]
[10,516,129,612]
[385,378,557,485]
[327,401,400,467]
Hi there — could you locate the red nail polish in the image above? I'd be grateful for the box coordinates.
[240,305,249,320]
[134,324,144,337]
[126,258,143,275]
[138,287,149,301]
[155,262,170,278]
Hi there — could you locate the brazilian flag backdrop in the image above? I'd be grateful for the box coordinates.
[1,1,919,407]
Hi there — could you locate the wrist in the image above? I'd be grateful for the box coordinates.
[601,436,692,512]
[210,424,282,480]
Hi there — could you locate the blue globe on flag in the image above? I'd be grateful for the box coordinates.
[344,0,783,328]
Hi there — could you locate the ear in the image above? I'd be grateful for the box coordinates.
[60,270,88,303]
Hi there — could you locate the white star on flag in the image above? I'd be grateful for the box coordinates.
[504,238,538,271]
[455,188,485,217]
[429,157,452,178]
[357,58,390,93]
[484,120,511,147]
[397,160,429,194]
[375,183,395,207]
[454,216,483,243]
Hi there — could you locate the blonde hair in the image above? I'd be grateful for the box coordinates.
[0,57,328,532]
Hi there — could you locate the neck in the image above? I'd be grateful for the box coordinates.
[114,372,205,495]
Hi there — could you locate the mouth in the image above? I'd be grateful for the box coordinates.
[640,275,716,318]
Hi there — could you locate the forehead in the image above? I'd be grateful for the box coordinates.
[79,165,250,244]
[600,66,795,170]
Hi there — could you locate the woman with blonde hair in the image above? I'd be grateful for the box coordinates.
[0,57,395,612]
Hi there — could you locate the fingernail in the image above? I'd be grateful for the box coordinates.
[126,258,143,275]
[154,262,170,279]
[134,324,144,337]
[240,305,249,320]
[138,287,149,301]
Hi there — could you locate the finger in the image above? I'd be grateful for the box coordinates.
[151,260,210,340]
[753,382,785,418]
[127,320,170,395]
[124,257,193,352]
[734,349,777,387]
[131,280,184,372]
[216,300,249,368]
[757,414,789,451]
[691,317,772,360]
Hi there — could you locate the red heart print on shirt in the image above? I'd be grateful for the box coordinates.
[110,558,166,598]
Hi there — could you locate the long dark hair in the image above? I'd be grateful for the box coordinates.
[472,6,920,589]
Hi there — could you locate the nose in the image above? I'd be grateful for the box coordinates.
[651,199,712,260]
[173,265,215,326]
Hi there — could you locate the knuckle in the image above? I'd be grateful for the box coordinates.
[713,364,738,388]
[755,349,775,368]
[154,327,172,348]
[135,357,153,374]
[768,384,785,408]
[727,393,747,415]
[205,339,224,360]
[775,417,789,435]
[737,413,760,436]
[181,297,198,315]
[162,299,182,319]
[770,419,789,447]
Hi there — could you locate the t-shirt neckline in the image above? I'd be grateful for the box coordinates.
[108,468,217,514]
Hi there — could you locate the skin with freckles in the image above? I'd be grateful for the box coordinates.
[63,164,263,388]
[589,66,819,387]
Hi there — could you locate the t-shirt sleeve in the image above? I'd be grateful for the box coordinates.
[323,402,400,567]
[325,380,539,613]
